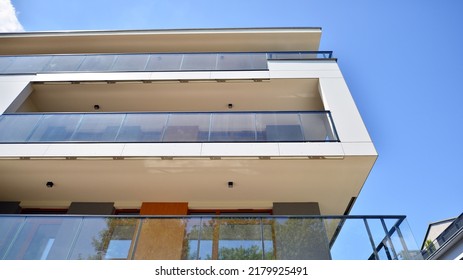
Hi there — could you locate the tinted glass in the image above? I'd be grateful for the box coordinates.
[210,113,256,141]
[145,54,183,71]
[116,114,167,142]
[28,114,81,142]
[43,56,85,72]
[0,114,42,142]
[111,55,150,71]
[71,114,124,142]
[78,55,117,71]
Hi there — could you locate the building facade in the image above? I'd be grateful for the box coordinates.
[0,28,420,260]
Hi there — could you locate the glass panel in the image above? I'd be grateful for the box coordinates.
[274,217,331,260]
[71,114,124,142]
[4,56,51,73]
[4,217,63,260]
[0,216,420,260]
[163,114,209,142]
[44,217,82,260]
[145,54,183,71]
[210,113,256,142]
[182,218,202,260]
[43,55,85,72]
[0,56,16,72]
[390,219,422,260]
[181,54,217,70]
[268,52,302,59]
[78,55,117,72]
[110,54,150,71]
[256,113,303,141]
[299,53,320,59]
[329,218,374,260]
[262,220,274,259]
[300,113,336,141]
[197,218,214,260]
[217,218,263,260]
[251,54,268,69]
[216,53,255,70]
[0,216,25,259]
[69,217,136,260]
[28,114,81,142]
[116,114,167,142]
[0,114,42,142]
[365,218,394,260]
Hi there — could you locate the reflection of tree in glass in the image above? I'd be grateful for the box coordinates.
[182,218,275,260]
[218,245,263,260]
[274,218,331,260]
[89,218,136,260]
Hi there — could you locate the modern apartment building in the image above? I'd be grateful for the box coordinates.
[0,28,421,260]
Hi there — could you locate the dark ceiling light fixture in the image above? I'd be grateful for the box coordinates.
[228,103,233,109]
[93,104,100,110]
[228,181,234,188]
[46,181,54,188]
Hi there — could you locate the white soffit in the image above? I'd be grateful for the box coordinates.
[0,28,322,55]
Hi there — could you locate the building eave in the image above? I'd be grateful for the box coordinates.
[0,27,322,55]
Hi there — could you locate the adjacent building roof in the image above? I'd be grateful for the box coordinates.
[421,212,463,259]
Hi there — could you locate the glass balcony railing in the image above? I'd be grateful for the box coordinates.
[0,215,422,260]
[0,51,333,74]
[0,111,339,143]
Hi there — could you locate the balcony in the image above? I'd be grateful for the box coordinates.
[0,111,338,143]
[421,212,463,259]
[0,215,421,260]
[0,51,333,75]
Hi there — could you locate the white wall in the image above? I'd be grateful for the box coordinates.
[0,76,33,114]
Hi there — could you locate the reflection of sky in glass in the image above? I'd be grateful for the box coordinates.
[330,219,373,260]
[105,240,131,259]
[329,218,420,260]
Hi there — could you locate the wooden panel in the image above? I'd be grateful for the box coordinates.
[139,202,188,215]
[134,202,188,260]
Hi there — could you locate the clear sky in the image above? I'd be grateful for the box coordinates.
[2,0,463,244]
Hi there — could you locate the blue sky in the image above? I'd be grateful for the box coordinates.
[2,0,463,243]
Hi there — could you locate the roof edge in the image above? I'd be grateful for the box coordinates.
[0,27,322,37]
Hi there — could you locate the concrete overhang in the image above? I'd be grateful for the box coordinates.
[0,154,376,215]
[0,27,322,55]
